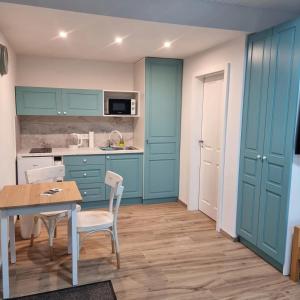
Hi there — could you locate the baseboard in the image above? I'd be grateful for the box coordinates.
[177,199,187,207]
[81,197,143,210]
[142,197,178,204]
[220,229,239,242]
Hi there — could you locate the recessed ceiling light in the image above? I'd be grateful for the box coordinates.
[59,31,68,38]
[115,37,123,44]
[163,41,171,48]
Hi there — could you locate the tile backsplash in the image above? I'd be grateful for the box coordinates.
[19,116,134,149]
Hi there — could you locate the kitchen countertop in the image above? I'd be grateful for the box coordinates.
[17,147,144,158]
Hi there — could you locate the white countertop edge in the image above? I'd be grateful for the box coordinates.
[17,147,144,158]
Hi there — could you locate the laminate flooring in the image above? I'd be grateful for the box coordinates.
[5,203,300,299]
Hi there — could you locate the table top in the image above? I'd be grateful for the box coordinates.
[0,181,82,210]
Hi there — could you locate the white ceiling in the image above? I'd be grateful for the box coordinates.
[206,0,300,12]
[0,3,244,63]
[0,0,298,33]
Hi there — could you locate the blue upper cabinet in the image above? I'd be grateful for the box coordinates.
[105,154,143,199]
[16,87,62,116]
[16,87,103,116]
[144,58,183,201]
[61,89,103,116]
[237,30,272,245]
[237,18,300,270]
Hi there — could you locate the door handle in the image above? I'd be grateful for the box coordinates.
[262,156,267,161]
[256,155,261,159]
[199,140,204,147]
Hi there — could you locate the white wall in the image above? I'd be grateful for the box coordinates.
[180,36,246,237]
[0,32,17,189]
[16,55,134,91]
[283,156,300,275]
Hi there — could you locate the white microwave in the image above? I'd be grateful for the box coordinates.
[105,98,136,115]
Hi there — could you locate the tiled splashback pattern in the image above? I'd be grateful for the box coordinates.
[19,116,134,149]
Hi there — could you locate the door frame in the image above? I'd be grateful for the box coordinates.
[188,63,230,232]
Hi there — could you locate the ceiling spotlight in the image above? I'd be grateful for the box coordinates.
[59,31,68,38]
[163,41,171,48]
[115,37,123,44]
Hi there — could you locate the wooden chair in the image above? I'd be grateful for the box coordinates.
[291,226,300,281]
[25,165,81,259]
[77,171,124,269]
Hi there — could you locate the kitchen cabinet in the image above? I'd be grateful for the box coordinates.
[16,87,103,116]
[105,154,143,199]
[237,18,300,271]
[16,87,61,116]
[61,89,103,116]
[144,58,183,201]
[64,153,143,207]
[64,155,106,205]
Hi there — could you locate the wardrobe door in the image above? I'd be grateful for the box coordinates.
[237,30,272,244]
[257,19,300,265]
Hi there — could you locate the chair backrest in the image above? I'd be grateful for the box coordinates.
[105,171,124,220]
[25,165,65,184]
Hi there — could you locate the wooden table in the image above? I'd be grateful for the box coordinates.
[0,181,82,299]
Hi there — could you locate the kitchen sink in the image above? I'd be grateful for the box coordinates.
[99,146,138,151]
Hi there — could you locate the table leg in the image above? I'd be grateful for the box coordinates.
[1,215,10,299]
[9,216,16,264]
[71,204,78,286]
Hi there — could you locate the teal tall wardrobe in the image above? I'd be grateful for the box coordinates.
[143,58,183,202]
[237,18,300,271]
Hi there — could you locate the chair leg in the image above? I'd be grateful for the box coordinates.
[113,226,120,269]
[48,219,56,261]
[110,228,115,254]
[54,226,57,238]
[30,216,39,247]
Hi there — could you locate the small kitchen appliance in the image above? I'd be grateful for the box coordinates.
[106,98,136,115]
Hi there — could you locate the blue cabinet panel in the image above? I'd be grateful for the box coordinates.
[237,18,300,269]
[144,58,182,200]
[237,30,272,245]
[16,87,103,116]
[105,154,143,199]
[257,19,300,264]
[16,87,61,116]
[61,89,103,116]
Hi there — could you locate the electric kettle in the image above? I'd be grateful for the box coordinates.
[68,133,83,149]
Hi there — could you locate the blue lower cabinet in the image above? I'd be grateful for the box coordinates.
[105,154,143,199]
[64,155,106,206]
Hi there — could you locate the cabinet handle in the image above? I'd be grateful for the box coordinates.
[106,156,110,159]
[83,191,87,195]
[83,159,87,163]
[57,111,61,115]
[146,139,149,144]
[262,156,267,161]
[256,155,261,159]
[63,111,67,115]
[83,173,87,177]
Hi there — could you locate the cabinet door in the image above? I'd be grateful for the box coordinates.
[16,87,61,116]
[237,30,272,244]
[106,154,143,199]
[144,58,182,200]
[257,19,300,264]
[61,89,103,116]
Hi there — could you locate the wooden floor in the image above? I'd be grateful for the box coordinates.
[5,203,300,299]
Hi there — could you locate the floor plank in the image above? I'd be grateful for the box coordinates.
[5,203,300,299]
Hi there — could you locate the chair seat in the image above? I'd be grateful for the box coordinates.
[77,210,113,233]
[40,204,81,217]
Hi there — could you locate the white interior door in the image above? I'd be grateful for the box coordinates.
[198,73,224,220]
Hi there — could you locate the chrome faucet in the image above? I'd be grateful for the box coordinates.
[108,130,124,147]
